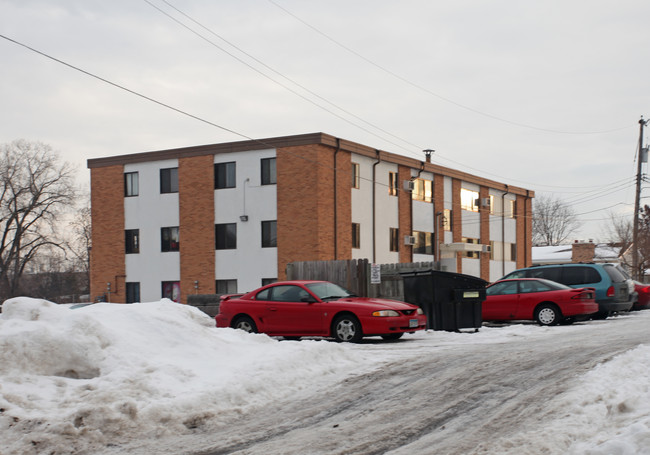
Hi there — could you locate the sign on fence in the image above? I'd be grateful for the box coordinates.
[370,264,381,284]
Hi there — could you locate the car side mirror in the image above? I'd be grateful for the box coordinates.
[301,296,317,303]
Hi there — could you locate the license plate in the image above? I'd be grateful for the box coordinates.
[409,319,418,328]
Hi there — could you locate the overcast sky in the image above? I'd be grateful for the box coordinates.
[2,0,649,241]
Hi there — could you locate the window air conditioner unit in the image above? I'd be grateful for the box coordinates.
[475,198,491,208]
[403,180,415,191]
[404,235,416,245]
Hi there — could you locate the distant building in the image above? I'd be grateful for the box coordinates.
[532,241,621,265]
[87,133,534,303]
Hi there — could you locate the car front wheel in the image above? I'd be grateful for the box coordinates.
[332,315,362,342]
[232,316,257,333]
[534,304,561,326]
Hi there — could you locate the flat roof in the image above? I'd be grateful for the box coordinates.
[87,132,534,197]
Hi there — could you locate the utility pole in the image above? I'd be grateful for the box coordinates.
[633,117,647,280]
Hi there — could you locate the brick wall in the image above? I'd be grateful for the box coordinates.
[451,178,462,270]
[398,165,413,263]
[90,165,125,302]
[433,174,445,260]
[179,155,215,303]
[276,144,351,280]
[479,186,490,280]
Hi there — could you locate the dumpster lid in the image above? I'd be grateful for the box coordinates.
[400,269,488,286]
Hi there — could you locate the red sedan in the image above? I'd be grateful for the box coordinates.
[483,278,598,326]
[215,280,427,342]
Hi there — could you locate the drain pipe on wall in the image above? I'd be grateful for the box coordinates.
[502,184,510,277]
[372,150,381,263]
[334,138,341,259]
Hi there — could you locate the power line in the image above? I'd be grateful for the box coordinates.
[267,0,631,136]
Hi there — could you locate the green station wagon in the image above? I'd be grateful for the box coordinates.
[501,263,634,318]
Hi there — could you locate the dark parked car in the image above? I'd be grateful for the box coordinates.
[483,278,598,326]
[501,263,634,318]
[215,280,427,342]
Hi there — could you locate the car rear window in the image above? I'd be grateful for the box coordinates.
[562,266,601,285]
[603,264,627,283]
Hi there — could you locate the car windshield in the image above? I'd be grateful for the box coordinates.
[305,282,354,300]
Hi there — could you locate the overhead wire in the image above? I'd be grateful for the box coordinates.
[149,0,636,195]
[266,0,631,136]
[142,0,425,160]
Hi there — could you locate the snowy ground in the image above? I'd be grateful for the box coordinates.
[0,297,649,455]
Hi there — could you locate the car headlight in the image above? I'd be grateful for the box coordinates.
[416,308,424,315]
[372,310,400,317]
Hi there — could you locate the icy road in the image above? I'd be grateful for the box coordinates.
[127,314,649,455]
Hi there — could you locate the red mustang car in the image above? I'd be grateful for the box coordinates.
[215,280,427,342]
[483,278,598,326]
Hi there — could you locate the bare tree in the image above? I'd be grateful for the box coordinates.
[0,140,77,299]
[67,197,91,277]
[603,212,633,266]
[532,194,581,246]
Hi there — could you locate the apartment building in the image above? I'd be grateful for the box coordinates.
[87,132,534,303]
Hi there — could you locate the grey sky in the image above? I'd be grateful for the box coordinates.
[2,0,649,241]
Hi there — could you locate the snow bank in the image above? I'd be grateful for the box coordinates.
[0,298,375,455]
[481,343,650,455]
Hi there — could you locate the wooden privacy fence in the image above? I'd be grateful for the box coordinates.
[286,259,438,300]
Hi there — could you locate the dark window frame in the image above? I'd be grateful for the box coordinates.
[161,226,180,252]
[124,172,139,197]
[389,227,399,252]
[125,229,140,254]
[261,157,277,185]
[215,223,237,250]
[261,220,277,248]
[352,223,361,249]
[160,167,179,194]
[216,279,237,294]
[215,162,236,189]
[126,282,140,303]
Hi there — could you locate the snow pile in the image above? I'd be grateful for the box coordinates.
[0,297,376,455]
[480,342,650,455]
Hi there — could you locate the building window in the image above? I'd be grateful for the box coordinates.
[443,209,452,231]
[162,281,180,302]
[490,241,516,261]
[389,228,399,252]
[161,226,180,252]
[215,223,237,249]
[125,229,139,254]
[261,157,276,185]
[352,223,361,248]
[412,231,433,255]
[261,278,277,286]
[160,167,178,194]
[124,172,139,197]
[412,178,432,203]
[461,188,479,211]
[389,172,398,196]
[489,195,496,215]
[508,199,516,218]
[215,162,236,189]
[462,237,480,258]
[216,279,237,294]
[126,282,140,303]
[261,220,277,248]
[352,162,360,189]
